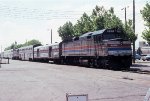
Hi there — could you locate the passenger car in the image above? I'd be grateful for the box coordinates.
[134,54,141,60]
[142,54,150,61]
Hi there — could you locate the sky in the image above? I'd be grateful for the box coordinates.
[0,0,149,51]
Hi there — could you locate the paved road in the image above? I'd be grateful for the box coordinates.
[0,60,150,101]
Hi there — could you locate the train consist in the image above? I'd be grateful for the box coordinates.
[0,28,132,70]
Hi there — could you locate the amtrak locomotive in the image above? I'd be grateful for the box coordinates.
[1,28,132,70]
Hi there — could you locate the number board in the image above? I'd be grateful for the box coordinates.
[66,94,88,101]
[107,29,121,33]
[107,30,115,33]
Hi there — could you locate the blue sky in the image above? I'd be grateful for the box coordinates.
[0,0,149,51]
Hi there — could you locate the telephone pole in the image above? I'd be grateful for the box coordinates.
[125,7,127,28]
[133,0,135,63]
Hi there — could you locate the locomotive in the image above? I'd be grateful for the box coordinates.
[60,28,132,69]
[1,28,132,70]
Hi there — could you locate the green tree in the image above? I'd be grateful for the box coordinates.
[141,3,150,44]
[104,7,123,29]
[141,3,150,28]
[24,39,41,46]
[58,5,136,41]
[91,6,136,41]
[142,29,150,44]
[124,20,137,41]
[58,21,74,40]
[74,13,94,34]
[91,6,123,30]
[74,20,85,35]
[91,6,106,30]
[4,43,15,51]
[4,39,41,50]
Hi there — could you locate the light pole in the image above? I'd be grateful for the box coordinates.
[133,0,135,63]
[121,6,129,29]
[48,29,53,44]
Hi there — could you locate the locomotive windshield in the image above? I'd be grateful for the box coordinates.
[103,29,127,40]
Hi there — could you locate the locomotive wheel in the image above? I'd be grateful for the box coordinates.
[93,59,98,68]
[29,58,32,61]
[122,60,131,70]
[97,59,107,69]
[88,59,95,68]
[61,59,66,65]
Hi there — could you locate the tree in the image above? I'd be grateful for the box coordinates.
[74,20,85,35]
[141,3,150,28]
[91,6,123,30]
[91,6,137,41]
[58,5,136,41]
[124,20,137,41]
[104,7,123,29]
[4,43,15,51]
[74,13,94,34]
[16,44,23,48]
[58,21,75,40]
[142,29,150,44]
[24,39,41,46]
[91,6,106,30]
[141,3,150,44]
[4,39,41,50]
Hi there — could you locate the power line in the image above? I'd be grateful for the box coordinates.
[0,2,91,20]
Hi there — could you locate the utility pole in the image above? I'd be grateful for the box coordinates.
[133,0,135,63]
[125,7,127,28]
[51,29,52,44]
[121,6,128,29]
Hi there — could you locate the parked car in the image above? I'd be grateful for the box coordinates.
[142,54,150,61]
[134,54,141,60]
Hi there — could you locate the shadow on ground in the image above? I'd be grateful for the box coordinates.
[123,64,150,75]
[131,64,150,67]
[48,61,150,75]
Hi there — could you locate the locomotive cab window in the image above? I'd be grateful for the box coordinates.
[94,35,102,43]
[103,30,127,40]
[87,35,91,39]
